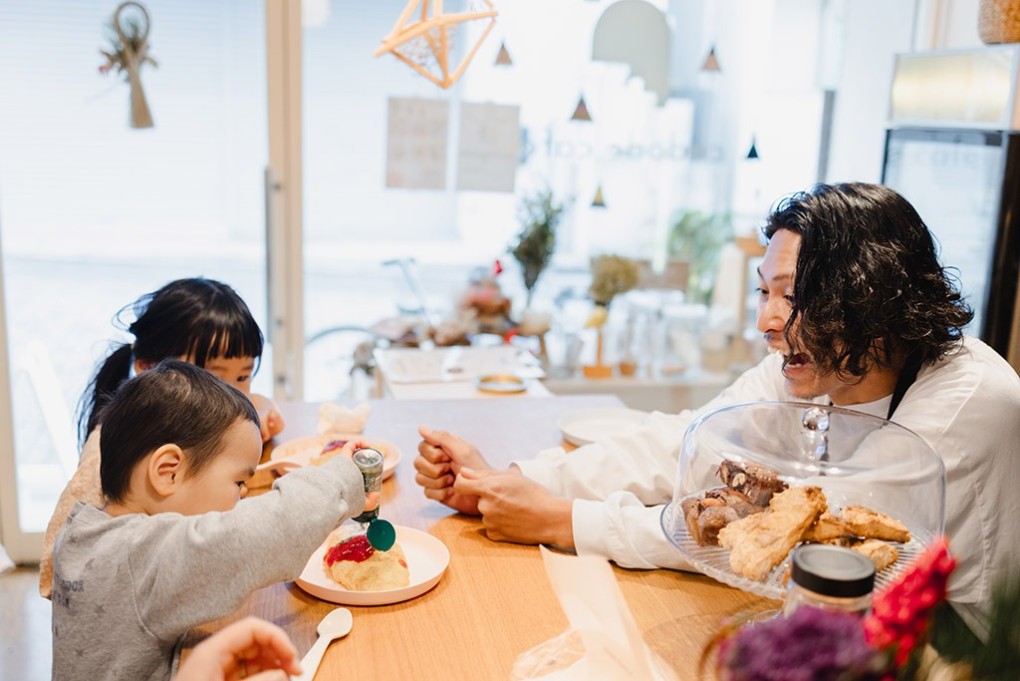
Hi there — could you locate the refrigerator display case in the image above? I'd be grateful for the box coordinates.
[881,46,1020,370]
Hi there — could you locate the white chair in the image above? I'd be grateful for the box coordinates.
[22,339,78,481]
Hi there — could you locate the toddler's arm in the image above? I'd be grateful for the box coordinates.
[129,455,364,641]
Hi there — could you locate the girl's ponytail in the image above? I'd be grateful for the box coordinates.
[77,343,133,446]
[76,277,264,447]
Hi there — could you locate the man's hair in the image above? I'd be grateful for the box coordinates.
[763,182,974,378]
[98,359,260,502]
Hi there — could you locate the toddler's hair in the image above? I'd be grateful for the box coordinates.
[98,359,260,502]
[79,278,264,445]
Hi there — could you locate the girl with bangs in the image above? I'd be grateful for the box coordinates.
[40,277,285,598]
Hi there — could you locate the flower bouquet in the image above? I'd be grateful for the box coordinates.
[708,538,961,681]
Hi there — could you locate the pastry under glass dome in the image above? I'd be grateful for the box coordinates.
[660,401,946,600]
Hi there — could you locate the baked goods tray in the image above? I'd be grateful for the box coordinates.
[660,497,931,601]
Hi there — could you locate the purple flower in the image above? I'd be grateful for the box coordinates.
[721,607,889,681]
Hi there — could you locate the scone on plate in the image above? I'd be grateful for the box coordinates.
[849,538,900,571]
[323,528,410,591]
[841,505,911,543]
[801,511,849,542]
[718,485,827,581]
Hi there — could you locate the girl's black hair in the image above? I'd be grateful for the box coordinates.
[763,182,974,379]
[78,278,264,445]
[98,359,260,503]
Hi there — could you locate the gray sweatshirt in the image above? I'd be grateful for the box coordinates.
[50,455,365,681]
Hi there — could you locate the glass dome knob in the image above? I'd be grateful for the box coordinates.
[801,407,830,432]
[800,406,830,462]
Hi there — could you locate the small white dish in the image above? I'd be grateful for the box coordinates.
[271,433,401,480]
[557,407,651,447]
[295,525,450,606]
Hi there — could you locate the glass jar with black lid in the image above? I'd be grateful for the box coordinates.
[783,544,876,618]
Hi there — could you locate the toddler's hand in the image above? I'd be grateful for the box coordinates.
[337,440,383,513]
[364,491,381,513]
[336,438,375,459]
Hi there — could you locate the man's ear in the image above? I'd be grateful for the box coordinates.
[134,358,154,374]
[148,444,185,498]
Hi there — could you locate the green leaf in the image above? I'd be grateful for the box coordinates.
[667,210,732,304]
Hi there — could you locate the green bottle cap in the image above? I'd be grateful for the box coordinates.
[366,518,396,551]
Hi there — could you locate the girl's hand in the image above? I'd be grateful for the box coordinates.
[248,393,286,442]
[176,617,301,681]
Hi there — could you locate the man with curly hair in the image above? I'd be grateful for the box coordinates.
[414,183,1020,639]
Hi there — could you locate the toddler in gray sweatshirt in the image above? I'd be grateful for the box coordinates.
[51,360,368,681]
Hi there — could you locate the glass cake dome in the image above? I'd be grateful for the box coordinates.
[660,401,946,600]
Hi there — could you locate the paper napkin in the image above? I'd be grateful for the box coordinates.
[511,547,678,681]
[317,402,371,435]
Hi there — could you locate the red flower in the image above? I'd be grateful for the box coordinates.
[492,259,504,276]
[864,536,956,665]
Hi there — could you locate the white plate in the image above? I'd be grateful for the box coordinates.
[295,525,450,606]
[270,433,401,480]
[475,374,529,394]
[556,408,651,447]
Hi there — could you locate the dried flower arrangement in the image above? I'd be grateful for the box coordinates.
[587,254,640,309]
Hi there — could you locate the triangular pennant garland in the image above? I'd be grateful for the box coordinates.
[494,40,512,66]
[571,96,592,122]
[746,136,760,160]
[701,45,721,73]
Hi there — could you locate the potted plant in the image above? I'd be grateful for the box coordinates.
[583,254,640,378]
[667,210,732,305]
[509,189,563,310]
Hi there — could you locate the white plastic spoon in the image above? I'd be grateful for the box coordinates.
[293,607,354,681]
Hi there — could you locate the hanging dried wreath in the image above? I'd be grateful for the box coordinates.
[99,1,157,128]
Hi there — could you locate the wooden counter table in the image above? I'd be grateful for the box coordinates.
[220,395,770,680]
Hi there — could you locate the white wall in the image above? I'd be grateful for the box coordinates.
[930,0,982,48]
[826,0,987,184]
[663,1,989,193]
[825,0,916,183]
